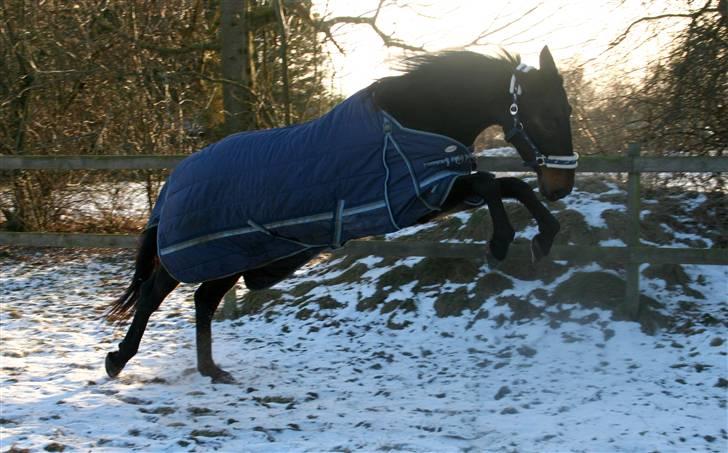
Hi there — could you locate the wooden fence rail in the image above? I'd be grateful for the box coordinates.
[1,232,723,266]
[2,154,728,172]
[2,148,726,318]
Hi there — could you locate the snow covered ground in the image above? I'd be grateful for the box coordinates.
[1,177,726,452]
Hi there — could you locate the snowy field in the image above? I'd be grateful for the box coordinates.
[1,176,727,452]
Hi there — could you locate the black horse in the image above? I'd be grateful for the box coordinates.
[105,46,577,383]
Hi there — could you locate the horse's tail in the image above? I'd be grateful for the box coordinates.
[105,226,158,325]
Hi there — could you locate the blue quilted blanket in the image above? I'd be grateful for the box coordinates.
[149,89,474,283]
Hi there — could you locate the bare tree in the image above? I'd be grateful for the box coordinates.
[220,0,255,134]
[619,0,726,159]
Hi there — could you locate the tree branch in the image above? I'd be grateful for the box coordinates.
[465,5,539,48]
[311,0,425,53]
[609,2,719,48]
[96,16,219,55]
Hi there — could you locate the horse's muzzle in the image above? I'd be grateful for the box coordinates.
[543,187,572,201]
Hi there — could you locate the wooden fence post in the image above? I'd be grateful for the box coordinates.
[624,143,641,318]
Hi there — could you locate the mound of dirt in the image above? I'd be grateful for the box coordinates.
[643,264,705,299]
[548,271,668,334]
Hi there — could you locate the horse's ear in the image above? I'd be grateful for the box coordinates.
[539,46,558,74]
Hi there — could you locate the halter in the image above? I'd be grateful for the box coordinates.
[504,63,579,170]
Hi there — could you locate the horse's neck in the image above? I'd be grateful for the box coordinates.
[371,71,511,145]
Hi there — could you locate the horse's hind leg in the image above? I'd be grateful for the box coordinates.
[194,273,241,384]
[242,249,319,290]
[498,177,560,261]
[106,266,178,378]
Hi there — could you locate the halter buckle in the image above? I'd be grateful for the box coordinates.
[509,103,518,116]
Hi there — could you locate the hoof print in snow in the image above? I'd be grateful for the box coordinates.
[43,443,66,452]
[253,396,295,409]
[142,377,168,384]
[117,396,151,406]
[187,406,215,416]
[500,407,518,415]
[715,378,728,388]
[139,406,176,416]
[709,337,724,347]
[603,328,616,341]
[516,345,537,358]
[693,363,710,372]
[494,386,511,400]
[253,426,277,442]
[190,429,229,438]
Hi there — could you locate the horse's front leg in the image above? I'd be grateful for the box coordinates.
[194,273,242,384]
[498,176,560,262]
[458,172,515,264]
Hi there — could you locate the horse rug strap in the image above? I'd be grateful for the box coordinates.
[147,90,474,283]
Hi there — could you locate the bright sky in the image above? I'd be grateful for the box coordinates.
[313,0,688,95]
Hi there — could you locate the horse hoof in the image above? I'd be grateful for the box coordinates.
[488,242,509,263]
[105,352,123,379]
[211,372,237,385]
[200,366,237,384]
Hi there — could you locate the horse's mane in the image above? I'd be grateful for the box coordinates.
[397,50,521,76]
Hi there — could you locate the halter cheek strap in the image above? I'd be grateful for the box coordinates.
[505,64,579,170]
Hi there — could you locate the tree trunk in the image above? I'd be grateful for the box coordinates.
[274,0,291,125]
[220,0,254,134]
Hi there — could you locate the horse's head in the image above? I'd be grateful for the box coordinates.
[503,46,577,201]
[372,48,578,201]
